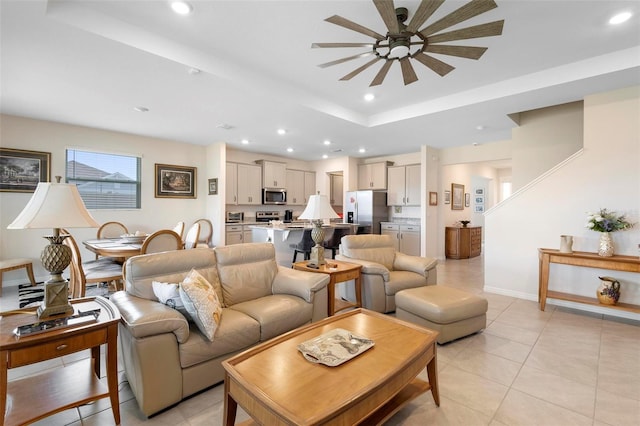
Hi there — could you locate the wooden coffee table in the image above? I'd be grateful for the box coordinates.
[222,308,439,425]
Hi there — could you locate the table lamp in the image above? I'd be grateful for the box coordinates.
[7,177,99,318]
[298,192,339,266]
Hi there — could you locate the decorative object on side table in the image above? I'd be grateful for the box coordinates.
[559,235,573,253]
[7,176,99,318]
[585,209,634,257]
[597,276,620,305]
[298,192,339,266]
[458,220,471,228]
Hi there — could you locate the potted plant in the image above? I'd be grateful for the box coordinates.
[585,209,634,256]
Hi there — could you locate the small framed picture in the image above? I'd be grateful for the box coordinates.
[429,191,438,206]
[155,163,197,198]
[474,205,485,213]
[475,188,484,195]
[444,190,451,204]
[465,193,470,207]
[208,178,218,195]
[451,183,464,210]
[475,196,484,204]
[0,148,51,192]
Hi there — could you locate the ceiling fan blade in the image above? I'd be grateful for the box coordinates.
[413,52,455,76]
[373,0,399,34]
[318,52,374,68]
[370,60,394,86]
[427,20,504,43]
[340,57,383,81]
[312,43,375,48]
[425,44,488,59]
[325,15,386,40]
[405,0,445,33]
[399,57,419,85]
[420,0,498,36]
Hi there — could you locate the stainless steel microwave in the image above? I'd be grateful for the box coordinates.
[263,188,287,205]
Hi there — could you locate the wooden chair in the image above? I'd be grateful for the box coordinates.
[183,223,201,250]
[194,218,213,247]
[62,232,123,298]
[140,230,183,254]
[96,221,129,259]
[0,258,37,296]
[172,221,185,240]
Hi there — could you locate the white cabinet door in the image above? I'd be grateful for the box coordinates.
[399,225,420,256]
[286,169,304,205]
[330,174,343,206]
[237,164,261,205]
[369,162,388,190]
[405,164,421,206]
[380,224,400,252]
[263,161,287,188]
[242,228,253,244]
[358,164,371,189]
[225,162,238,205]
[386,166,406,206]
[303,171,316,204]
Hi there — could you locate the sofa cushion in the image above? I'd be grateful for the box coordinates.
[179,269,223,341]
[179,308,261,368]
[152,280,190,319]
[340,235,396,270]
[385,270,429,296]
[215,243,278,306]
[230,295,313,341]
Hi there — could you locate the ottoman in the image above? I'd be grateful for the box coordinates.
[395,286,488,344]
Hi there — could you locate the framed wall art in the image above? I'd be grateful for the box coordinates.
[451,183,464,210]
[0,148,51,192]
[155,163,197,198]
[444,190,451,204]
[429,191,438,206]
[465,193,470,207]
[474,205,485,213]
[475,188,484,196]
[208,178,218,195]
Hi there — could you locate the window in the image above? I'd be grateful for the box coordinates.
[66,149,141,209]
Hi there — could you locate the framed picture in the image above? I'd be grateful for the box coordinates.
[0,148,51,192]
[429,191,438,206]
[464,192,470,207]
[155,163,196,198]
[474,205,485,213]
[444,190,451,204]
[475,196,484,204]
[208,178,218,195]
[475,188,484,195]
[451,183,464,210]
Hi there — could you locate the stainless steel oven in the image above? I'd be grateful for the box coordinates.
[262,188,287,205]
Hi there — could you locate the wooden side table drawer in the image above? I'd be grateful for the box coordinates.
[9,328,107,368]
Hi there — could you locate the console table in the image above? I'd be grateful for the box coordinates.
[538,248,640,313]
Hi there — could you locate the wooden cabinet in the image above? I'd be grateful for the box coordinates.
[358,162,391,190]
[330,174,343,207]
[445,226,481,259]
[227,162,261,205]
[286,169,316,205]
[387,164,420,206]
[381,223,421,256]
[258,160,287,188]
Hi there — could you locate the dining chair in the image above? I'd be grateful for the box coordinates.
[289,228,314,264]
[194,218,213,247]
[62,231,123,298]
[183,223,201,250]
[95,221,129,259]
[140,229,183,254]
[172,221,185,240]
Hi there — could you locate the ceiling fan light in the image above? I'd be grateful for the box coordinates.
[171,1,193,15]
[609,12,632,25]
[389,41,410,59]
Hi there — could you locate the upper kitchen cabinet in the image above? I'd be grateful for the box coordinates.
[286,169,316,205]
[257,160,287,188]
[227,162,261,205]
[387,164,420,206]
[358,161,392,190]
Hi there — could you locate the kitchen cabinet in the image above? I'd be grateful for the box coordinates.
[330,174,343,207]
[358,161,391,190]
[258,160,287,188]
[304,171,316,203]
[226,224,253,245]
[445,226,482,259]
[286,170,316,205]
[387,164,420,206]
[227,162,261,205]
[381,223,421,256]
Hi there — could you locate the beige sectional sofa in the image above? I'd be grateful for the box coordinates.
[110,243,329,416]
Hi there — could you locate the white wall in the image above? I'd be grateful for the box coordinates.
[484,86,640,319]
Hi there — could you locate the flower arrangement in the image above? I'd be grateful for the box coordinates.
[585,209,634,233]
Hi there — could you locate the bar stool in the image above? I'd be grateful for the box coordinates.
[0,258,37,296]
[323,227,351,259]
[289,229,314,264]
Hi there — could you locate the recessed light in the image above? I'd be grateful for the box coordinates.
[364,93,375,102]
[609,12,632,25]
[472,142,480,146]
[133,106,149,112]
[286,147,293,153]
[216,123,233,130]
[241,139,249,145]
[171,1,193,15]
[322,154,328,159]
[476,125,485,130]
[323,140,331,145]
[359,148,366,153]
[277,128,287,135]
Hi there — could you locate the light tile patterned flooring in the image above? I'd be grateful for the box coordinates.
[1,256,639,425]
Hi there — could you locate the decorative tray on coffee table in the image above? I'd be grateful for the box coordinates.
[297,328,374,367]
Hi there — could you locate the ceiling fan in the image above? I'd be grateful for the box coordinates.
[312,0,504,86]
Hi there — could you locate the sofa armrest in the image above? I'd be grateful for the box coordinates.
[272,266,330,303]
[110,291,190,343]
[335,255,390,281]
[393,252,438,278]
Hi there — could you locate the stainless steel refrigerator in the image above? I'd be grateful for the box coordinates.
[344,190,388,234]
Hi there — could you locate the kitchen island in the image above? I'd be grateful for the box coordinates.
[249,223,356,267]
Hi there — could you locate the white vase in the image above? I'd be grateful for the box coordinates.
[559,235,573,253]
[598,232,614,257]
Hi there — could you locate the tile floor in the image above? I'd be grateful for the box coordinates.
[1,256,639,425]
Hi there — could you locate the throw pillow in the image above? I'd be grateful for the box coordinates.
[179,269,223,341]
[152,280,191,319]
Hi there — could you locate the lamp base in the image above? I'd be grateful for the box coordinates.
[310,245,326,266]
[37,279,74,319]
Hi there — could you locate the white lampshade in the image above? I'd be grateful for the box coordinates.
[8,182,99,229]
[298,194,340,221]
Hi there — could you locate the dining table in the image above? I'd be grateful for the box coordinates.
[83,238,144,261]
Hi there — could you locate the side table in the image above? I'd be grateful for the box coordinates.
[0,296,121,425]
[293,260,362,315]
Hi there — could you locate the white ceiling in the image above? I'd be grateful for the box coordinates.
[1,0,639,161]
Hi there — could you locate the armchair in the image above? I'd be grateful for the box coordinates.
[335,234,437,313]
